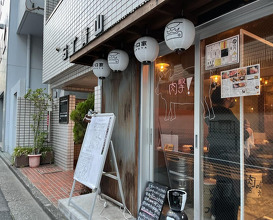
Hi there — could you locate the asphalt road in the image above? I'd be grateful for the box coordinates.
[0,157,51,220]
[0,186,12,220]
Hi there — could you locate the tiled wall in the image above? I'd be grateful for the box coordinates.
[43,0,150,85]
[45,0,62,20]
[16,98,48,148]
[94,85,101,113]
[51,96,75,170]
[17,96,75,170]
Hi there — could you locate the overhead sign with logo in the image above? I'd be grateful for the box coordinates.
[62,15,104,61]
[205,35,239,70]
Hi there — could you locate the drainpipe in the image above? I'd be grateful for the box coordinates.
[47,84,52,143]
[26,34,31,93]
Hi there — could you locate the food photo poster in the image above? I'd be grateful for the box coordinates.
[221,64,260,98]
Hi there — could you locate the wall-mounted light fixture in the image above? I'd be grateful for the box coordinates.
[134,36,159,64]
[155,63,170,72]
[210,74,221,88]
[56,47,60,52]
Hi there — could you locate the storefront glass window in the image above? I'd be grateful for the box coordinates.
[153,47,195,216]
[202,14,273,219]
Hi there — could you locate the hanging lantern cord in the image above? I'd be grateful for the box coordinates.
[145,26,149,35]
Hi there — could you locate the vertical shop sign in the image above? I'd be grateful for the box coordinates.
[81,27,89,47]
[94,15,104,36]
[62,45,68,60]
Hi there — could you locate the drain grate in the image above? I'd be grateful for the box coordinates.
[37,166,63,175]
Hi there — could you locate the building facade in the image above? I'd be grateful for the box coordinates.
[43,0,273,218]
[0,0,46,155]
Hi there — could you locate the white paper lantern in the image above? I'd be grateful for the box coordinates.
[164,18,195,52]
[134,36,159,64]
[107,49,129,72]
[92,59,111,79]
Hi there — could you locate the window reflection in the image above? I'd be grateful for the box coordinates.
[153,47,195,216]
[202,14,273,220]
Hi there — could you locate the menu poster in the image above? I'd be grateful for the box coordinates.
[221,64,260,98]
[205,35,239,70]
[137,182,168,220]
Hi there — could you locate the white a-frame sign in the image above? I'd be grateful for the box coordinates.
[68,113,126,219]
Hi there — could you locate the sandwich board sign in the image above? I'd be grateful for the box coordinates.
[73,113,115,189]
[68,113,127,220]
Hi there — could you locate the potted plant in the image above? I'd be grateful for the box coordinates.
[24,88,51,168]
[12,146,32,167]
[40,146,54,165]
[70,93,94,168]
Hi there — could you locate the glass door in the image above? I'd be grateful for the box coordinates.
[201,14,273,220]
[153,46,195,218]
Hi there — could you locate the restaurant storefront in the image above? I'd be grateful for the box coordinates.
[138,2,273,219]
[44,0,273,218]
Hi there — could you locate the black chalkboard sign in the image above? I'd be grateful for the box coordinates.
[137,181,168,220]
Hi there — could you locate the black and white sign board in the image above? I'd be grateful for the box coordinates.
[137,182,168,220]
[205,35,239,70]
[68,113,127,220]
[74,113,115,189]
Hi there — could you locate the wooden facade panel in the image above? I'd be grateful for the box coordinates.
[102,59,140,215]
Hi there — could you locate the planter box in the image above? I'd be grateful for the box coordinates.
[40,152,54,165]
[14,155,29,168]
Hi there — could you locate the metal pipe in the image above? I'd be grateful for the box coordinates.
[26,34,31,93]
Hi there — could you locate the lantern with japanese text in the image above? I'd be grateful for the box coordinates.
[92,59,111,79]
[107,49,129,72]
[164,18,195,52]
[134,36,159,64]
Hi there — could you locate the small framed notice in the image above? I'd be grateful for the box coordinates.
[205,35,239,70]
[221,64,260,98]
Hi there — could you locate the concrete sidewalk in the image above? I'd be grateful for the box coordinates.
[0,152,66,219]
[0,187,12,220]
[0,152,52,220]
[0,152,134,220]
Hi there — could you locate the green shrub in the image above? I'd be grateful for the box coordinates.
[40,146,54,158]
[12,146,33,162]
[70,93,94,144]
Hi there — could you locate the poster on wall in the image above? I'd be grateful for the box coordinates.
[221,64,260,98]
[205,35,239,70]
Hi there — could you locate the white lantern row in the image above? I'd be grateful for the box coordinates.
[93,18,195,78]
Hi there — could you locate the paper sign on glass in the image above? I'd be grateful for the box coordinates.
[205,35,239,70]
[221,64,260,98]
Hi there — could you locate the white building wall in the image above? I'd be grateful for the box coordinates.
[2,0,46,154]
[43,0,150,84]
[0,0,10,144]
